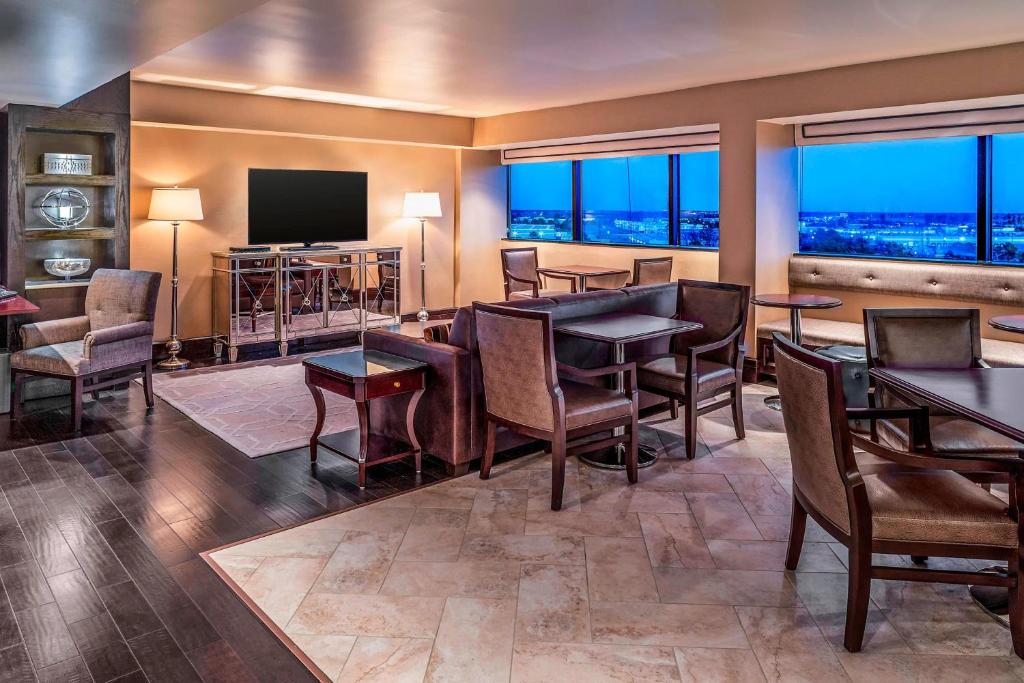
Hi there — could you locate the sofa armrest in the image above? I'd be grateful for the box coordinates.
[363,330,473,466]
[19,315,91,349]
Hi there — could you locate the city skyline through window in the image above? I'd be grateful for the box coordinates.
[581,155,669,245]
[992,132,1024,263]
[679,150,720,247]
[508,160,573,241]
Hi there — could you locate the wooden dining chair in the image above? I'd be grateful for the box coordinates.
[631,257,673,286]
[634,279,750,460]
[864,308,1023,464]
[500,247,575,300]
[473,302,639,509]
[773,331,1024,655]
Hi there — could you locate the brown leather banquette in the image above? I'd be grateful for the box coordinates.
[757,254,1024,375]
[363,283,682,473]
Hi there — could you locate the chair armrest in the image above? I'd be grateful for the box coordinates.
[19,315,91,349]
[537,271,578,293]
[557,362,638,393]
[850,432,1021,474]
[686,323,744,359]
[504,273,539,297]
[84,322,154,358]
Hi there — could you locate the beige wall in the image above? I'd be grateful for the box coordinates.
[131,124,458,341]
[456,148,508,305]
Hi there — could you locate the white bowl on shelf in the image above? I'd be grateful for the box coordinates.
[43,258,90,281]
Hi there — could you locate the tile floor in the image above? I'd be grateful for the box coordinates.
[206,385,1024,682]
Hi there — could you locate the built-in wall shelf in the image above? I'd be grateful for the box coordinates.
[25,279,91,290]
[25,173,116,186]
[25,227,115,240]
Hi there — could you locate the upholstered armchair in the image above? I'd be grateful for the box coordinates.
[500,247,575,300]
[634,279,750,460]
[864,308,1023,463]
[473,302,638,509]
[773,332,1024,655]
[11,269,162,431]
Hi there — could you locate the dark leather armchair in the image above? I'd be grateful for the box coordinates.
[634,279,750,460]
[11,269,161,431]
[500,247,575,300]
[864,308,1022,460]
[773,332,1024,656]
[473,302,638,509]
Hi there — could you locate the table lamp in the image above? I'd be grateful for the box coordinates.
[148,186,203,370]
[402,192,442,322]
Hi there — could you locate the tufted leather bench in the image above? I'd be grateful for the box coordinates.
[756,255,1024,375]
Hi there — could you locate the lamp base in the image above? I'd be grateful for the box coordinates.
[416,308,430,322]
[157,356,191,371]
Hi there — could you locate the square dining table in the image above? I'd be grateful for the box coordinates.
[554,312,702,469]
[536,264,631,292]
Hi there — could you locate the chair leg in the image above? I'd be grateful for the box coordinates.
[785,493,807,570]
[1010,556,1024,658]
[669,398,678,420]
[550,435,566,511]
[731,384,746,439]
[71,377,84,432]
[684,399,698,460]
[479,419,496,480]
[142,362,155,408]
[843,543,872,653]
[10,371,22,420]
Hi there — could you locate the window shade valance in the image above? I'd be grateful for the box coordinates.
[501,130,719,164]
[796,104,1024,146]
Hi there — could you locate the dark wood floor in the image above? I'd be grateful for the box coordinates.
[0,357,451,682]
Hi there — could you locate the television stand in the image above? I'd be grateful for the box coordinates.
[281,244,338,252]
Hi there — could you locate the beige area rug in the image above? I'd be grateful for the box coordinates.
[148,349,359,458]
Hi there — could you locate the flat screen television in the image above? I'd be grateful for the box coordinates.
[248,168,368,246]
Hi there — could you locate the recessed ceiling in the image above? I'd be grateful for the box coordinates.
[0,0,267,108]
[135,0,1024,117]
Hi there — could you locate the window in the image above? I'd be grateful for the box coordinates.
[679,150,720,248]
[799,137,978,261]
[992,133,1024,264]
[506,152,720,248]
[508,161,573,241]
[581,155,669,245]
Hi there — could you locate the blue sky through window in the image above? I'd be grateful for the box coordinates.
[508,161,573,241]
[993,132,1024,263]
[581,155,668,245]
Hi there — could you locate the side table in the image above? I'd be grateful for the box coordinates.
[0,295,41,414]
[304,350,426,488]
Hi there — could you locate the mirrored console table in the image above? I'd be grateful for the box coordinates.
[212,246,401,361]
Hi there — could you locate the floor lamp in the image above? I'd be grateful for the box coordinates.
[148,186,203,370]
[402,192,442,322]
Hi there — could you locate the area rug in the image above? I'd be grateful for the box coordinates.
[147,349,359,458]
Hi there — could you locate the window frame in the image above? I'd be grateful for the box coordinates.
[798,133,1020,266]
[505,153,719,251]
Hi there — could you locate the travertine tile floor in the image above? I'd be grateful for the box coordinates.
[207,384,1024,682]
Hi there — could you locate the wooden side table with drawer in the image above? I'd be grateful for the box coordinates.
[303,350,427,488]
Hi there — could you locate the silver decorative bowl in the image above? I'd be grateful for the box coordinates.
[44,258,90,281]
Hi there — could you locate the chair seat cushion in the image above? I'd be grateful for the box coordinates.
[510,289,567,300]
[11,340,90,376]
[864,469,1016,547]
[877,416,1023,455]
[981,337,1024,368]
[635,354,736,396]
[560,379,632,430]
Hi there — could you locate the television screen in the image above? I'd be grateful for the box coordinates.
[248,169,368,245]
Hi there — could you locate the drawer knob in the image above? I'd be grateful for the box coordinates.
[393,381,401,388]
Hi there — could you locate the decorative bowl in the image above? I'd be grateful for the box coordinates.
[44,258,90,281]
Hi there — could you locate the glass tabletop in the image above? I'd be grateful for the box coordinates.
[303,350,426,379]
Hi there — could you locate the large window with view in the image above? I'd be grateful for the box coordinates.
[506,151,720,249]
[799,137,978,261]
[679,150,720,248]
[581,155,669,246]
[992,133,1024,264]
[508,161,573,242]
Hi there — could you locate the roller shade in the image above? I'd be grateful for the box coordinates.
[501,130,719,164]
[796,104,1024,146]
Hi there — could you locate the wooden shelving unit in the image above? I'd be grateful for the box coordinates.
[1,105,130,346]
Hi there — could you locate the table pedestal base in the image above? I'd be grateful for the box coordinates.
[970,566,1011,628]
[764,395,782,411]
[580,444,658,470]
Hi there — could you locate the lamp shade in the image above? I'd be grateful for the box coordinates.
[402,192,442,219]
[148,187,204,221]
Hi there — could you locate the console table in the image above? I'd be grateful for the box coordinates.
[212,247,401,361]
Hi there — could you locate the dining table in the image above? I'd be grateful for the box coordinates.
[990,315,1024,335]
[554,312,702,469]
[537,264,631,293]
[870,366,1024,626]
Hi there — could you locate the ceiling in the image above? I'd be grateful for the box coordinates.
[133,0,1024,117]
[0,0,267,107]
